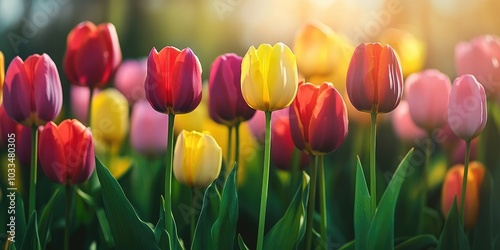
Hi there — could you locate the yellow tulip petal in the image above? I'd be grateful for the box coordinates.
[268,43,298,111]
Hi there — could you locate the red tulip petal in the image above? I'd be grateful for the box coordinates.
[39,122,67,184]
[171,48,202,114]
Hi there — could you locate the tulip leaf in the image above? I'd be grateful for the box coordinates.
[20,211,41,250]
[263,172,310,250]
[472,170,493,250]
[11,192,26,250]
[367,148,414,250]
[212,164,239,250]
[394,234,438,250]
[192,182,219,250]
[75,188,114,247]
[354,156,371,250]
[95,157,160,250]
[436,198,469,250]
[238,234,250,250]
[38,187,61,248]
[154,197,184,250]
[338,240,355,250]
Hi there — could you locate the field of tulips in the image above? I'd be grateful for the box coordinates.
[1,6,500,250]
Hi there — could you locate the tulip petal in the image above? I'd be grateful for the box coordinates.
[33,54,63,125]
[171,48,202,114]
[39,122,67,184]
[3,57,34,124]
[193,134,222,189]
[64,22,95,84]
[268,43,298,111]
[97,23,122,83]
[74,35,109,87]
[241,46,266,110]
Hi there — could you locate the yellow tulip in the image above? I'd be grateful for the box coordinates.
[379,28,426,77]
[241,43,298,111]
[91,88,129,147]
[173,130,222,189]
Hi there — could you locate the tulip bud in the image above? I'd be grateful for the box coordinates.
[145,46,202,115]
[131,100,169,156]
[241,43,299,112]
[3,53,63,126]
[391,101,427,142]
[289,82,348,155]
[346,43,403,113]
[441,162,485,229]
[447,74,487,141]
[64,21,122,88]
[455,35,500,97]
[91,88,129,147]
[271,112,309,170]
[209,53,255,126]
[173,130,222,189]
[115,59,147,104]
[39,119,95,185]
[379,28,425,77]
[405,69,452,131]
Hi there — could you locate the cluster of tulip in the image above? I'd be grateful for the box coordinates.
[0,19,499,250]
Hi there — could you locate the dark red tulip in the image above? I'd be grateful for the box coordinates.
[64,21,121,88]
[289,82,348,155]
[209,53,255,126]
[346,43,403,113]
[39,119,95,185]
[144,46,202,114]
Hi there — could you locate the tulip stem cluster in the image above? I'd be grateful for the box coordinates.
[165,114,176,240]
[28,127,39,217]
[256,111,272,250]
[459,140,471,226]
[369,111,377,217]
[305,154,318,250]
[318,155,328,246]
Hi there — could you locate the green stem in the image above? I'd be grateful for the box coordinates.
[191,188,196,244]
[87,87,94,126]
[369,111,377,217]
[305,155,318,250]
[165,114,176,242]
[28,127,39,217]
[235,122,241,166]
[256,111,272,250]
[64,185,73,250]
[318,155,327,246]
[459,140,471,226]
[226,126,233,168]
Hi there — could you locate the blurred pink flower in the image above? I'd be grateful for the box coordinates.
[130,100,169,156]
[70,85,99,125]
[115,59,147,104]
[391,101,427,142]
[247,108,289,143]
[451,138,478,165]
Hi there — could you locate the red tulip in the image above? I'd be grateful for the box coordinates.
[271,110,309,170]
[64,21,121,88]
[289,82,348,155]
[447,74,487,141]
[144,46,202,114]
[39,119,95,185]
[346,43,403,113]
[2,54,63,126]
[209,53,255,126]
[405,69,452,131]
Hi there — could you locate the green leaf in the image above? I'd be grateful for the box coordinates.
[338,240,355,250]
[212,164,239,250]
[354,156,371,250]
[436,198,469,250]
[95,156,160,250]
[20,211,41,250]
[192,182,220,250]
[13,192,26,249]
[472,170,493,250]
[394,234,437,250]
[238,234,250,250]
[263,172,310,250]
[367,148,414,250]
[154,197,184,250]
[38,187,61,248]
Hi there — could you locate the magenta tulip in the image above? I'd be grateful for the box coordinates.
[3,54,63,126]
[145,46,202,114]
[405,69,452,131]
[115,59,147,104]
[448,74,487,141]
[131,100,169,156]
[209,53,255,126]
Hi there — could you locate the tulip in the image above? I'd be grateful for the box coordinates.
[90,88,129,148]
[289,82,348,155]
[241,43,299,112]
[391,101,427,142]
[271,110,309,170]
[379,28,425,77]
[70,85,99,125]
[131,100,169,156]
[247,108,289,144]
[2,53,63,126]
[447,74,487,141]
[0,51,4,101]
[209,53,255,126]
[39,119,95,185]
[441,162,485,229]
[145,46,202,114]
[64,21,121,88]
[405,69,452,131]
[173,130,222,189]
[455,35,500,97]
[346,42,403,114]
[115,59,147,104]
[0,104,17,147]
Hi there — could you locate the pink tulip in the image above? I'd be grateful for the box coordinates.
[448,74,487,141]
[391,101,427,142]
[451,138,478,165]
[247,108,289,143]
[405,69,452,131]
[115,59,147,104]
[455,35,500,97]
[70,85,99,125]
[130,100,169,156]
